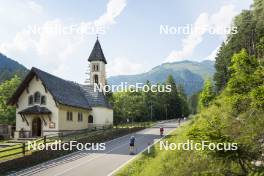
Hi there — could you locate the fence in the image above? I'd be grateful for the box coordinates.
[0,137,44,160]
[0,122,149,162]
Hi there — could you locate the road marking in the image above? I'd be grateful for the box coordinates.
[107,126,177,176]
[53,135,147,176]
[12,122,178,176]
[11,128,152,176]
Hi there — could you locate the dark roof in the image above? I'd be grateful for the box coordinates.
[18,105,51,115]
[79,85,112,108]
[88,39,107,64]
[8,67,112,110]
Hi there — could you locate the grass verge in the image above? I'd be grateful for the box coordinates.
[115,121,192,176]
[115,120,235,176]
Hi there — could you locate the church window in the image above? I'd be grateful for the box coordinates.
[92,64,100,71]
[28,95,33,105]
[67,112,73,121]
[78,112,83,121]
[34,92,41,103]
[94,74,99,84]
[41,96,46,105]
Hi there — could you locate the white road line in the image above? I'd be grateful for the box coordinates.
[11,127,154,176]
[12,122,175,176]
[53,135,147,176]
[107,126,177,176]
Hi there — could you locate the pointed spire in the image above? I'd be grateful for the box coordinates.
[88,37,107,64]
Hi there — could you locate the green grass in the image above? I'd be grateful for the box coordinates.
[114,122,155,129]
[115,121,191,176]
[115,120,236,176]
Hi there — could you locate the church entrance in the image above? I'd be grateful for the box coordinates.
[32,117,42,137]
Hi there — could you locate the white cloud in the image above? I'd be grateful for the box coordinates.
[166,13,209,62]
[28,1,43,13]
[205,46,220,60]
[107,57,146,76]
[95,0,127,26]
[0,0,128,82]
[165,4,237,62]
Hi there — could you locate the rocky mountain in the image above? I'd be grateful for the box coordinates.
[108,60,215,95]
[0,53,28,83]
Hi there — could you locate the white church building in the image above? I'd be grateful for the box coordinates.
[8,39,113,138]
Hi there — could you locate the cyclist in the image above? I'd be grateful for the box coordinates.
[160,127,164,136]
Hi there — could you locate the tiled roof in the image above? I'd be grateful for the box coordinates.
[88,39,107,64]
[18,105,51,115]
[32,68,91,109]
[8,67,112,110]
[79,85,112,108]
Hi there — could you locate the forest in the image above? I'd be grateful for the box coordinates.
[0,0,263,174]
[117,0,264,175]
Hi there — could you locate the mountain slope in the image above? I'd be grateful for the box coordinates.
[108,60,215,95]
[0,53,28,83]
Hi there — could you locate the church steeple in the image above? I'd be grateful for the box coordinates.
[88,38,107,64]
[87,38,107,86]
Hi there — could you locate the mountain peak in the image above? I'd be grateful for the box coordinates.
[108,60,215,95]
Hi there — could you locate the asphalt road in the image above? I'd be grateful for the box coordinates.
[10,120,179,176]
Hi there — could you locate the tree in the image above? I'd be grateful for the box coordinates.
[163,75,182,119]
[142,80,155,121]
[228,49,258,94]
[199,79,215,108]
[0,75,21,124]
[214,9,257,92]
[188,91,200,114]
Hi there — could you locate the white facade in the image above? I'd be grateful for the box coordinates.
[90,61,106,87]
[14,75,113,139]
[14,39,113,138]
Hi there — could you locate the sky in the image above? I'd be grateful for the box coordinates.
[0,0,252,83]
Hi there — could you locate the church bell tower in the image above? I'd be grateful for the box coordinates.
[87,37,107,87]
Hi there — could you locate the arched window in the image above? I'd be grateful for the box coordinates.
[94,75,99,84]
[88,115,93,123]
[34,92,41,103]
[41,96,46,105]
[28,95,33,105]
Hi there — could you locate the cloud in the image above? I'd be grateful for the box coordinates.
[165,4,237,62]
[107,57,146,76]
[205,46,220,60]
[28,1,43,13]
[95,0,127,26]
[166,13,209,62]
[0,0,128,82]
